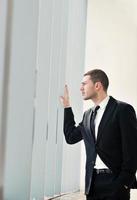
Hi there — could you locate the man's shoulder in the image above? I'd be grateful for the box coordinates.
[111,96,135,112]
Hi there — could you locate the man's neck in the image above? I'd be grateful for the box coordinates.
[92,93,108,106]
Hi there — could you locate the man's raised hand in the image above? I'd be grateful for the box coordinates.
[60,85,71,108]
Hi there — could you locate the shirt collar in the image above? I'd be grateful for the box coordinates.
[98,95,110,110]
[92,96,110,111]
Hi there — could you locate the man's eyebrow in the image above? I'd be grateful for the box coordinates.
[81,81,87,84]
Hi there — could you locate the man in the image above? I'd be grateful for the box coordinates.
[60,69,137,200]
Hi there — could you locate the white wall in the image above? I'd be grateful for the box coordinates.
[81,0,137,193]
[85,0,137,109]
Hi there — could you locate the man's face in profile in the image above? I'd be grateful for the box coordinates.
[80,75,97,100]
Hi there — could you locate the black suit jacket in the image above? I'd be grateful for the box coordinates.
[64,96,137,195]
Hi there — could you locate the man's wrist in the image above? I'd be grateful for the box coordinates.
[64,105,71,108]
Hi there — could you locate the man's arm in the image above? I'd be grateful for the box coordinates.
[116,104,137,187]
[63,107,83,144]
[60,85,83,144]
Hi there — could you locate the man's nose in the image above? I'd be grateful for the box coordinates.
[80,85,83,91]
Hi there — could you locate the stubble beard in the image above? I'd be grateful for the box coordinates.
[83,92,97,101]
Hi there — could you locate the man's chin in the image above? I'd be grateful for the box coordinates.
[82,96,90,100]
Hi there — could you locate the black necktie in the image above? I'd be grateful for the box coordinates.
[90,105,100,139]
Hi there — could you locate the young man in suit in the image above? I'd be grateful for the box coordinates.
[60,69,137,200]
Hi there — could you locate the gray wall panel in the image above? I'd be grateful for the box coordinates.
[61,0,87,193]
[0,0,87,199]
[30,0,53,199]
[3,0,39,199]
[0,1,9,199]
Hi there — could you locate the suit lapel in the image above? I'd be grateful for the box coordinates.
[96,96,117,143]
[85,108,96,141]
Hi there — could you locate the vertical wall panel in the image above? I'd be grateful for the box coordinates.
[3,0,39,199]
[61,0,87,193]
[0,1,9,199]
[30,0,53,199]
[54,0,69,194]
[44,0,68,197]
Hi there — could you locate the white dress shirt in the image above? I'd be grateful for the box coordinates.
[93,95,110,169]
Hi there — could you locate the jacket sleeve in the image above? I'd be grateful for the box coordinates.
[63,107,84,144]
[116,104,137,187]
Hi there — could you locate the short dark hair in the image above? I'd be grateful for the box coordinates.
[84,69,109,91]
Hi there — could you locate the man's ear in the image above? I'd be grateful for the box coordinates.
[95,82,102,90]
